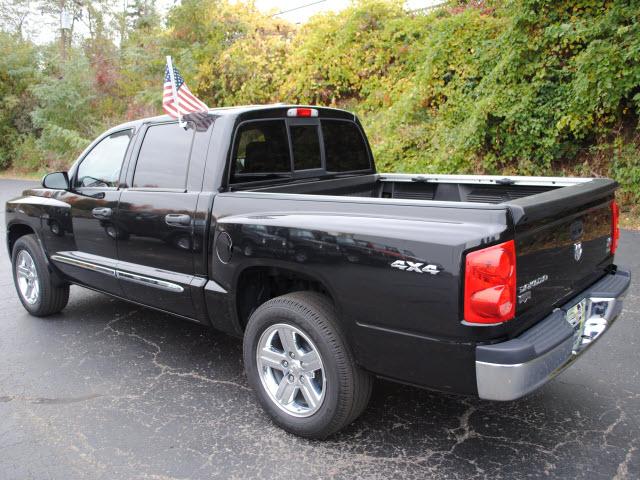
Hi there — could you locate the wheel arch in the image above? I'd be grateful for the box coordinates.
[233,263,339,332]
[7,222,38,255]
[7,221,67,287]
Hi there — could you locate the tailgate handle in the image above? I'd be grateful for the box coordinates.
[165,214,191,226]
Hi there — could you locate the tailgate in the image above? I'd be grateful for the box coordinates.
[506,179,617,329]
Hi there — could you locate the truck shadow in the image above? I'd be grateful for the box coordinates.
[52,288,638,478]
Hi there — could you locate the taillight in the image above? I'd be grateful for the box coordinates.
[610,200,620,255]
[286,107,318,118]
[464,240,516,325]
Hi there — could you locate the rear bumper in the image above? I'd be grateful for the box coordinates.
[475,269,631,401]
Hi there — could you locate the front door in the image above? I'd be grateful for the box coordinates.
[48,129,134,296]
[114,121,199,318]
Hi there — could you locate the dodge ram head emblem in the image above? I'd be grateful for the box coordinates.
[573,242,583,262]
[390,260,441,275]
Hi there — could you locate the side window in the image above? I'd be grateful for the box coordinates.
[321,120,371,172]
[75,130,132,188]
[291,125,321,170]
[133,123,195,189]
[231,121,291,183]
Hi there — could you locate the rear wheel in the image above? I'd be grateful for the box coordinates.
[243,291,373,439]
[256,322,327,417]
[11,234,69,316]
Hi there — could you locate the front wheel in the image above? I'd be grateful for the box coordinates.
[12,234,69,316]
[243,291,373,439]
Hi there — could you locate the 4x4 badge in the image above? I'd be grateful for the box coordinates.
[390,260,441,275]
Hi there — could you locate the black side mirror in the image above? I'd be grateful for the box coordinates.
[42,171,70,190]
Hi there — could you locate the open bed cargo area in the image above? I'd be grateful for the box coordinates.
[249,173,592,205]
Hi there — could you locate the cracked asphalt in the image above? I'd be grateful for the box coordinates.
[1,178,639,479]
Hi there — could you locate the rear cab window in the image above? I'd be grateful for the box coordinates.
[231,121,291,183]
[321,120,370,173]
[230,116,371,185]
[290,124,322,171]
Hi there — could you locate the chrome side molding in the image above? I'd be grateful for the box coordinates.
[50,254,116,277]
[116,270,184,293]
[51,254,184,293]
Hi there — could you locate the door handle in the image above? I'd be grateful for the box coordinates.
[92,207,112,219]
[165,214,191,226]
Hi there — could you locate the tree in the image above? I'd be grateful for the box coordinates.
[0,0,33,39]
[31,45,99,161]
[0,32,40,168]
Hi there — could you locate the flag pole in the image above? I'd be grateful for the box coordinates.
[166,55,186,128]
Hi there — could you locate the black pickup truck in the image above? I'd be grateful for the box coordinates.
[5,105,631,438]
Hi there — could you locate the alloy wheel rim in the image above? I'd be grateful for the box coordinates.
[16,250,39,305]
[256,323,326,417]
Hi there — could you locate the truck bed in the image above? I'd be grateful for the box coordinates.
[230,173,617,342]
[249,173,589,205]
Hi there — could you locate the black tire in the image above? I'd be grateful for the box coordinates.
[11,234,69,316]
[243,291,373,439]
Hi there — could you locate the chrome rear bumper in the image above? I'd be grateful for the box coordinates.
[476,269,631,401]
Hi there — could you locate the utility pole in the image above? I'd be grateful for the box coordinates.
[59,0,72,61]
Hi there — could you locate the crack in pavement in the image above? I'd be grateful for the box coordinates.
[614,445,637,480]
[101,313,251,393]
[0,393,103,405]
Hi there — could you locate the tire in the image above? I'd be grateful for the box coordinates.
[243,291,373,439]
[11,234,69,316]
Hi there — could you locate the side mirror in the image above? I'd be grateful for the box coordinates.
[42,171,70,190]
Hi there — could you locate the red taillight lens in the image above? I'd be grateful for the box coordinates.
[464,240,516,325]
[610,200,620,255]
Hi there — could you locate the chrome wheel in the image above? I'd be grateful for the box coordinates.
[15,250,40,305]
[256,323,326,417]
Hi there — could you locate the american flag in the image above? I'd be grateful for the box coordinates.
[163,62,208,118]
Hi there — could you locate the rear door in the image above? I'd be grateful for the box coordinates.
[114,121,203,318]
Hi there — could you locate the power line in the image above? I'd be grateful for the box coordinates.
[408,1,447,13]
[270,0,328,18]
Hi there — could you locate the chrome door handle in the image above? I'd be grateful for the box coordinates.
[92,207,112,219]
[165,214,191,226]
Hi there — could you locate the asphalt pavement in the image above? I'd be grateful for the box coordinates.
[1,179,639,479]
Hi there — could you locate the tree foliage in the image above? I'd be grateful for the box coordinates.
[0,31,40,168]
[0,0,638,208]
